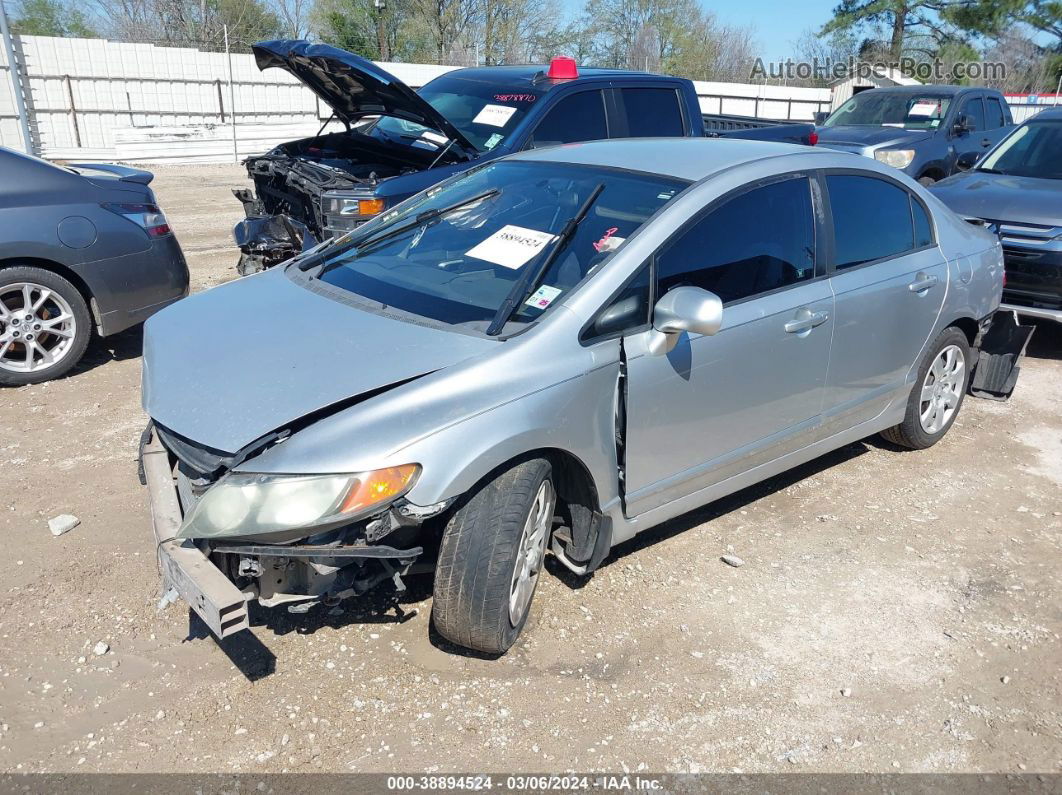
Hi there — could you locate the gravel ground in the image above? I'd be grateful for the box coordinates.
[0,164,1060,774]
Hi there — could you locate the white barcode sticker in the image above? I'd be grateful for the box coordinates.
[472,104,517,127]
[466,225,556,269]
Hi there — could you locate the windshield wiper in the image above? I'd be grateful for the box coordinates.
[302,188,500,273]
[977,167,1004,174]
[485,183,604,336]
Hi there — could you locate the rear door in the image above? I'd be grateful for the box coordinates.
[621,174,834,516]
[609,86,689,138]
[820,172,947,430]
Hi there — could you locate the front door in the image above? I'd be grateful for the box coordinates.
[819,172,948,429]
[622,175,834,516]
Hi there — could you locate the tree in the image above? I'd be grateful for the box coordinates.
[92,0,283,50]
[819,0,963,60]
[11,0,97,36]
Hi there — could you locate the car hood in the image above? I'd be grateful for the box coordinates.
[930,170,1062,227]
[816,125,931,151]
[252,40,476,156]
[142,268,496,454]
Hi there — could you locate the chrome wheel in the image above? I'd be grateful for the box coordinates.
[918,344,965,434]
[0,283,78,374]
[508,479,555,626]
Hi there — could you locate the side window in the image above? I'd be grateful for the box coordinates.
[530,91,607,148]
[585,264,652,340]
[617,88,685,137]
[912,197,934,247]
[826,175,914,268]
[656,177,816,305]
[985,97,1006,130]
[960,97,985,131]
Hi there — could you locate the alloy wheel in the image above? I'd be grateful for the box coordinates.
[918,344,965,434]
[508,479,555,626]
[0,283,78,374]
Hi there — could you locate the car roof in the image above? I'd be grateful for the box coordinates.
[1028,107,1062,121]
[509,137,835,181]
[864,84,980,96]
[440,64,663,87]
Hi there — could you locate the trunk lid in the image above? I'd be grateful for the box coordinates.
[252,40,477,157]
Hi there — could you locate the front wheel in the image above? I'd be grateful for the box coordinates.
[432,459,556,654]
[881,327,970,449]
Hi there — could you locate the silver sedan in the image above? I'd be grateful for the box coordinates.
[140,138,1003,654]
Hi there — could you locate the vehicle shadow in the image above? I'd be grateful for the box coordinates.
[546,440,872,590]
[69,325,145,377]
[1023,317,1061,361]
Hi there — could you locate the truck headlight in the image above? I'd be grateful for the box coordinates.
[323,196,386,217]
[178,465,420,539]
[874,149,915,169]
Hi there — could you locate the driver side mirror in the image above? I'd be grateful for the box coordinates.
[951,113,971,137]
[956,150,981,171]
[646,286,723,355]
[813,111,829,125]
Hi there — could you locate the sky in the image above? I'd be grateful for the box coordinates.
[699,0,842,59]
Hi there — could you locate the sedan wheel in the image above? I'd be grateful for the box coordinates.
[918,344,965,434]
[0,267,92,386]
[508,479,555,626]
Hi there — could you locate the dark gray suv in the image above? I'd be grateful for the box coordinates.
[816,85,1014,185]
[0,148,189,385]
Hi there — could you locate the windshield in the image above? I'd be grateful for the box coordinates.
[980,119,1062,179]
[824,92,951,130]
[373,74,544,152]
[315,161,686,333]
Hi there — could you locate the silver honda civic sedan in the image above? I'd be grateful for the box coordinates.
[140,138,1002,654]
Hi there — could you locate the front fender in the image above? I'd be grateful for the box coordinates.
[395,359,622,511]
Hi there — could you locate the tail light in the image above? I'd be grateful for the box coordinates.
[102,202,171,237]
[808,130,819,146]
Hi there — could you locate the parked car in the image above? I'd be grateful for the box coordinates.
[0,148,189,385]
[232,40,817,274]
[815,85,1014,185]
[141,138,1002,654]
[930,108,1062,323]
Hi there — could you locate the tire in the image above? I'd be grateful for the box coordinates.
[432,458,556,654]
[881,327,970,450]
[0,266,92,386]
[917,176,937,187]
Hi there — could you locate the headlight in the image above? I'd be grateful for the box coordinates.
[178,465,420,540]
[874,149,916,169]
[323,195,386,217]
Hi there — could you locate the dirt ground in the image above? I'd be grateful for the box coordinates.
[0,164,1060,775]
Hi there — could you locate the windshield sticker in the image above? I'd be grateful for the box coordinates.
[593,227,625,254]
[419,130,449,145]
[472,104,518,127]
[494,93,536,103]
[484,132,504,150]
[466,225,556,269]
[908,101,941,117]
[525,284,563,310]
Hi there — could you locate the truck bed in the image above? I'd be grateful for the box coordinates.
[703,114,817,146]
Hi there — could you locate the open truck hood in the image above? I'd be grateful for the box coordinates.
[142,268,495,454]
[252,40,477,156]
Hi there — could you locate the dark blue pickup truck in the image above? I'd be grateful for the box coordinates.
[233,40,816,273]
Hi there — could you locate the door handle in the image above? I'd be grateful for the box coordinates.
[784,309,829,334]
[981,138,992,147]
[908,274,939,293]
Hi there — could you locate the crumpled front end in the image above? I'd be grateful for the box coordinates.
[139,423,446,637]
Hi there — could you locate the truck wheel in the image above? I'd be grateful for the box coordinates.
[881,327,970,450]
[0,266,92,386]
[432,459,555,654]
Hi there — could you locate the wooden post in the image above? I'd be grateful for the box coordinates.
[64,74,81,148]
[216,78,225,122]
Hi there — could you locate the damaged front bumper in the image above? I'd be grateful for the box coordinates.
[140,425,425,638]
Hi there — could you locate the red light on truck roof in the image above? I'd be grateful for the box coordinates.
[547,56,578,80]
[808,130,818,146]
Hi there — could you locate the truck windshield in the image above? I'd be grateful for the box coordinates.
[980,119,1062,179]
[315,161,686,333]
[373,74,545,152]
[824,92,952,130]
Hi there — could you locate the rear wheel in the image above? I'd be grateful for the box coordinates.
[432,459,555,654]
[0,266,91,386]
[881,327,970,449]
